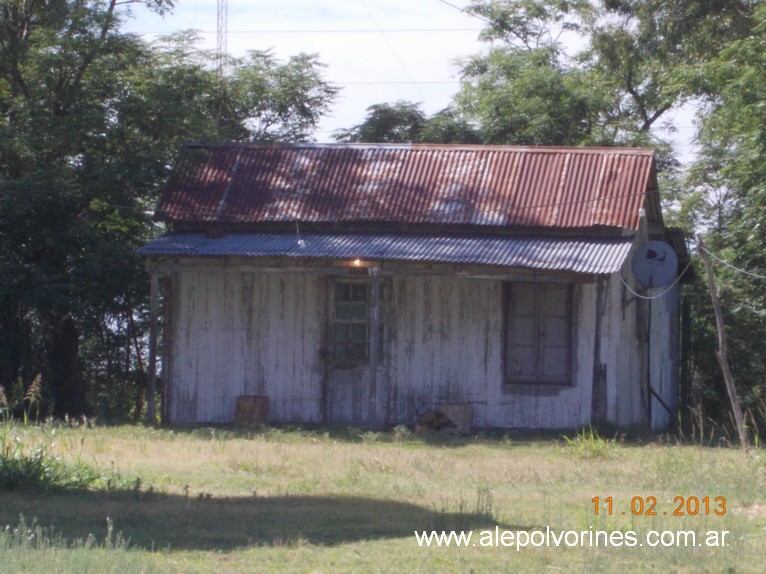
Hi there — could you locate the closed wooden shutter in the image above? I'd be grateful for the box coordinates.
[506,283,572,384]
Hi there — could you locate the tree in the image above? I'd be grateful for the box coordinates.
[228,50,339,142]
[454,1,753,156]
[0,2,338,418]
[456,45,611,146]
[456,0,617,147]
[419,107,483,144]
[674,4,766,438]
[334,101,427,143]
[0,0,175,416]
[334,101,481,144]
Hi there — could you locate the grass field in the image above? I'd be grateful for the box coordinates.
[1,421,765,573]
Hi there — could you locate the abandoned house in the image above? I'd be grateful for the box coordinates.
[139,142,686,430]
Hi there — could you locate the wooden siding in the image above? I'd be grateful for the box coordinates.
[649,282,681,429]
[598,252,680,429]
[387,276,501,426]
[387,276,595,429]
[165,270,325,424]
[161,257,677,430]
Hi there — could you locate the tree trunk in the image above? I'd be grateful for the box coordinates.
[696,234,749,449]
[42,309,87,417]
[0,299,24,390]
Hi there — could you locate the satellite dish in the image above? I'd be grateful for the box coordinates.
[631,240,678,288]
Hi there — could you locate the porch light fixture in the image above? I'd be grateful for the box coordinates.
[332,258,380,269]
[295,222,306,249]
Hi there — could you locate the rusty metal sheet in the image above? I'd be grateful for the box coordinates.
[139,232,633,275]
[153,143,658,231]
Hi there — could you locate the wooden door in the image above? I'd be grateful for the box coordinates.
[326,278,387,427]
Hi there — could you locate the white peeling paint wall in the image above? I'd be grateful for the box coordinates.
[163,264,676,430]
[387,276,597,429]
[165,270,325,424]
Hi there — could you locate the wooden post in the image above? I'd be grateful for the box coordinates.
[368,266,380,425]
[696,235,749,448]
[590,276,607,422]
[679,296,692,425]
[647,291,653,425]
[147,262,159,425]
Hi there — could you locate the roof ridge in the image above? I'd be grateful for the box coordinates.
[180,141,656,155]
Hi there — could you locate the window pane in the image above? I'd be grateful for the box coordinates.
[507,346,536,378]
[351,302,367,321]
[350,322,367,342]
[351,283,368,302]
[335,302,350,320]
[335,343,349,363]
[332,280,385,367]
[350,342,367,362]
[508,316,536,346]
[543,286,570,317]
[334,323,349,342]
[334,283,350,302]
[540,347,570,380]
[542,317,569,347]
[512,286,537,315]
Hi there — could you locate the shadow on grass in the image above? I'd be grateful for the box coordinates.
[0,490,529,550]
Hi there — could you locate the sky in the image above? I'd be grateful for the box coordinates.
[123,0,697,160]
[123,0,485,141]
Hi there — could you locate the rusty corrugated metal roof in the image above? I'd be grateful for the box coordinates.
[154,143,659,230]
[139,232,633,275]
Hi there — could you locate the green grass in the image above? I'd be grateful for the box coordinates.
[0,421,765,573]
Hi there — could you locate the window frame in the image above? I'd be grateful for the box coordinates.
[330,278,385,369]
[503,282,575,386]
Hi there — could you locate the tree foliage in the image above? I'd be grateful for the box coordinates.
[344,0,729,154]
[0,1,337,418]
[229,50,339,142]
[334,100,482,144]
[457,45,609,145]
[675,4,766,436]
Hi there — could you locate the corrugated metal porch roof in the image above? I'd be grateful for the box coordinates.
[140,232,633,275]
[154,143,660,230]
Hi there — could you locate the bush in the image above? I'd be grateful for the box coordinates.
[0,421,134,493]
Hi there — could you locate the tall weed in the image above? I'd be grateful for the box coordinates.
[562,425,619,459]
[0,422,135,493]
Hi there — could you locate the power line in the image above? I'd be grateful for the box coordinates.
[435,0,491,24]
[335,80,459,85]
[360,0,426,103]
[134,27,482,34]
[702,246,766,281]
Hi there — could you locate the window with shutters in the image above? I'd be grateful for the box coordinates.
[504,283,573,384]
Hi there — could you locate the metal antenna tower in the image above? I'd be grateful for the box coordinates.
[216,0,228,79]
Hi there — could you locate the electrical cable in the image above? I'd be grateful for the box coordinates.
[435,0,491,24]
[360,0,426,103]
[619,258,693,300]
[701,246,766,281]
